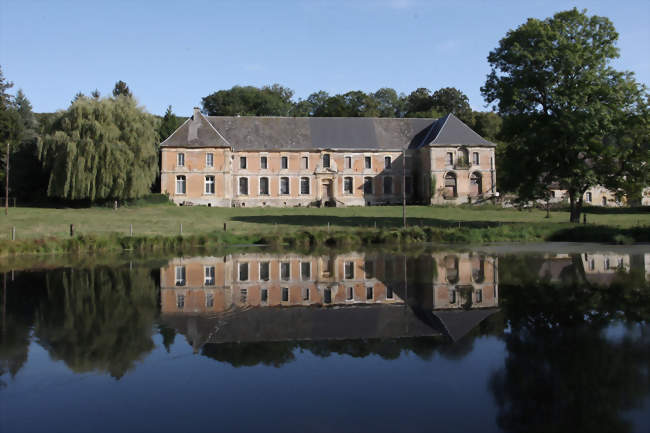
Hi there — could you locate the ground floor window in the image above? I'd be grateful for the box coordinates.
[280,177,290,194]
[444,173,457,198]
[344,177,353,194]
[204,266,215,285]
[259,177,269,195]
[364,177,373,194]
[239,177,248,195]
[176,176,186,194]
[175,266,186,286]
[602,196,607,206]
[282,287,289,302]
[260,261,270,281]
[383,176,392,195]
[586,192,592,202]
[470,172,482,196]
[344,261,354,279]
[239,263,249,281]
[281,262,290,280]
[205,176,215,194]
[300,177,310,194]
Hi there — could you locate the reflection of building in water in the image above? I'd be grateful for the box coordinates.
[160,252,498,314]
[582,253,631,286]
[159,252,500,349]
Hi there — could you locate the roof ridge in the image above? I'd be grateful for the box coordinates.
[199,112,233,148]
[159,117,191,146]
[205,115,437,120]
[430,113,452,143]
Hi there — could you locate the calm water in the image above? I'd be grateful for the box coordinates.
[1,246,649,433]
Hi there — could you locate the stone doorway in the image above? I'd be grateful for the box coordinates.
[322,180,333,205]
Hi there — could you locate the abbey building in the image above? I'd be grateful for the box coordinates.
[160,108,497,207]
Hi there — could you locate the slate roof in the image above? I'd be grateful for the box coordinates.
[160,111,494,151]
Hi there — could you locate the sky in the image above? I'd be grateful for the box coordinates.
[1,0,649,116]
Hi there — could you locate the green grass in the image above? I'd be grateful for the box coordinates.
[0,201,648,255]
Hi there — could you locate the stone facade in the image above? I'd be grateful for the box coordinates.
[160,109,497,207]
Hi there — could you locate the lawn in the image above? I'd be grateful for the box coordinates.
[1,203,648,241]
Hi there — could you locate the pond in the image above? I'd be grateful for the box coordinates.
[1,245,649,432]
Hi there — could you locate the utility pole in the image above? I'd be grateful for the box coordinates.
[402,150,406,228]
[5,142,9,216]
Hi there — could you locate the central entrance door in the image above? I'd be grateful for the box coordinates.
[322,180,333,204]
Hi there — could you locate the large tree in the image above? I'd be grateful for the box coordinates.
[202,84,294,116]
[40,94,158,201]
[0,66,24,211]
[482,8,649,221]
[158,105,183,142]
[431,87,473,123]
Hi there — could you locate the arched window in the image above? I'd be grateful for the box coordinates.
[444,173,457,198]
[444,256,459,284]
[470,172,482,196]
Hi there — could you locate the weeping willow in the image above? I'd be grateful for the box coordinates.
[40,95,158,200]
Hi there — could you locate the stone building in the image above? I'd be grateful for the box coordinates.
[160,108,497,206]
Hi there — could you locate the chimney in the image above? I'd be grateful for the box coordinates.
[193,107,201,120]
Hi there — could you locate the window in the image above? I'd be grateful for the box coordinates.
[347,287,354,301]
[239,263,249,281]
[281,156,288,169]
[300,177,310,195]
[260,156,268,169]
[301,156,309,169]
[476,289,483,303]
[206,153,214,167]
[446,152,453,166]
[206,293,214,308]
[605,258,611,270]
[259,262,270,281]
[205,176,215,194]
[589,259,595,271]
[177,153,185,166]
[175,266,186,286]
[383,177,392,195]
[345,156,352,169]
[176,175,186,194]
[384,156,392,169]
[324,288,332,304]
[472,152,479,165]
[405,176,412,195]
[259,177,269,195]
[450,290,456,304]
[364,260,374,278]
[386,287,393,299]
[363,177,373,194]
[323,154,330,168]
[204,266,215,285]
[602,197,607,206]
[240,288,247,303]
[239,177,248,195]
[344,261,354,279]
[280,177,289,195]
[177,294,185,309]
[282,287,289,302]
[444,173,457,198]
[344,177,353,194]
[301,262,311,280]
[302,288,310,301]
[281,262,290,281]
[261,288,268,303]
[366,286,373,300]
[240,156,247,169]
[365,156,371,169]
[586,192,592,202]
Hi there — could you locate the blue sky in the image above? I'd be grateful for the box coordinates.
[1,0,648,115]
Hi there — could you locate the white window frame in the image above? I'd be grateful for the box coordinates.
[238,262,249,281]
[301,155,309,170]
[259,261,270,281]
[177,153,185,167]
[260,155,268,170]
[175,266,186,286]
[206,292,214,308]
[206,152,214,168]
[259,177,269,195]
[280,177,290,195]
[239,177,249,195]
[344,155,352,170]
[205,176,215,195]
[281,155,289,170]
[240,156,247,169]
[204,266,215,286]
[300,177,310,195]
[343,176,353,194]
[472,152,479,165]
[281,287,289,302]
[300,261,311,280]
[344,261,354,280]
[280,261,291,281]
[176,175,186,195]
[446,152,453,166]
[364,155,372,169]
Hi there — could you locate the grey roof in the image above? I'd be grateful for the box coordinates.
[160,111,494,150]
[433,308,500,342]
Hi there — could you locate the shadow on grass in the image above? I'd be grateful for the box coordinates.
[231,215,505,229]
[580,206,650,215]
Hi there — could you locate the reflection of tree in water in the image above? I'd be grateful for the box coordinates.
[491,257,650,433]
[35,266,159,379]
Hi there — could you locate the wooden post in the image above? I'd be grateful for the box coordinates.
[327,222,330,233]
[180,223,183,234]
[70,224,74,237]
[130,224,133,237]
[583,213,587,224]
[223,222,227,232]
[113,200,117,211]
[11,226,15,241]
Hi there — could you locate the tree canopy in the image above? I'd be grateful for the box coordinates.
[112,80,132,98]
[40,94,159,201]
[202,84,295,116]
[482,8,649,220]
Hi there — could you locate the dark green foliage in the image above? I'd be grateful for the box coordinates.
[158,105,183,142]
[202,84,294,116]
[482,8,650,221]
[40,95,159,201]
[112,80,132,98]
[431,87,472,123]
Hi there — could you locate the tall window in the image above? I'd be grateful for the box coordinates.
[260,262,270,281]
[472,152,479,165]
[344,177,353,194]
[366,286,373,300]
[259,177,269,195]
[281,262,290,280]
[239,177,248,195]
[301,156,309,169]
[175,266,186,286]
[206,293,214,308]
[176,175,186,194]
[300,177,310,194]
[344,261,354,279]
[177,294,185,309]
[363,177,373,194]
[386,287,393,299]
[323,154,330,168]
[281,156,288,169]
[204,266,215,285]
[280,177,289,194]
[282,287,289,302]
[324,288,332,304]
[345,156,352,169]
[586,192,592,202]
[239,263,249,281]
[261,288,268,303]
[347,287,354,301]
[206,153,214,167]
[364,260,374,278]
[446,152,453,166]
[260,156,268,169]
[177,153,185,166]
[301,262,311,280]
[240,156,247,169]
[365,156,371,169]
[302,288,310,301]
[383,176,392,195]
[384,156,391,169]
[205,176,215,194]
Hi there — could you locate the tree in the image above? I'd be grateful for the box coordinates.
[112,80,132,98]
[202,84,294,116]
[291,91,329,117]
[0,66,23,214]
[431,87,472,123]
[372,87,405,118]
[313,90,379,117]
[40,94,158,201]
[482,8,649,221]
[404,87,441,118]
[158,105,183,142]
